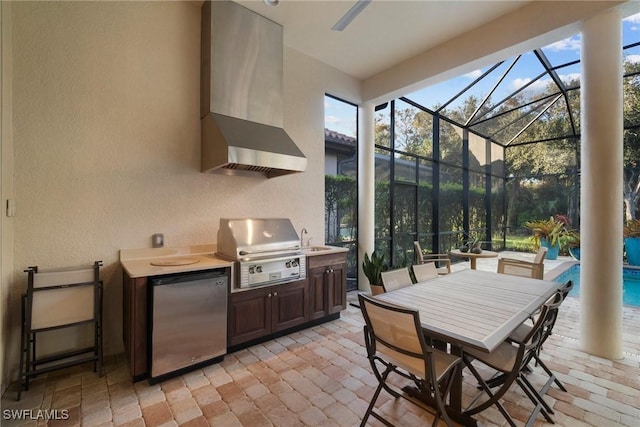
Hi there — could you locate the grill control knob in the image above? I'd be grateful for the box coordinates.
[286,261,291,268]
[292,260,298,267]
[249,266,255,274]
[256,265,263,273]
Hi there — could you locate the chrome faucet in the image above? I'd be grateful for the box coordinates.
[300,228,308,248]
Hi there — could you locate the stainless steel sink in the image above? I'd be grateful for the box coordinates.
[303,246,331,252]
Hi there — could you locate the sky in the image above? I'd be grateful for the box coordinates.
[324,12,640,139]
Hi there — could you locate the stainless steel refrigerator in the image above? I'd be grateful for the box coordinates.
[149,268,228,382]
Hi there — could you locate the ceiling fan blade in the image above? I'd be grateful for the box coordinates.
[331,0,372,31]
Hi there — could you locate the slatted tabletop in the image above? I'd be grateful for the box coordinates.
[375,269,562,352]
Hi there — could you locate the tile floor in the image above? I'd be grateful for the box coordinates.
[2,256,639,426]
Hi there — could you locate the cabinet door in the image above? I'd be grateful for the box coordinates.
[308,267,328,320]
[272,280,309,332]
[327,263,347,314]
[228,287,271,347]
[122,273,148,378]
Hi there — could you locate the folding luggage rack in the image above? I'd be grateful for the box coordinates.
[18,261,103,400]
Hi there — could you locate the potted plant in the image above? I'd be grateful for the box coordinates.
[525,216,568,260]
[459,233,482,254]
[362,251,387,295]
[565,229,581,260]
[623,219,640,266]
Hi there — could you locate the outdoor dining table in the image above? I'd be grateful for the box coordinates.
[374,269,562,426]
[449,249,498,269]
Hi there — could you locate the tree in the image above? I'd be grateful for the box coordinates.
[623,60,640,220]
[325,175,356,243]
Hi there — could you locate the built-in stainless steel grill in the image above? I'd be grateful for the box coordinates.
[217,218,306,291]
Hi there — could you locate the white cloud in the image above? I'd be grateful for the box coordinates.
[559,73,581,85]
[510,77,550,93]
[511,77,531,90]
[624,12,640,24]
[464,69,483,79]
[325,115,341,124]
[625,54,640,64]
[325,115,357,136]
[512,73,581,94]
[544,36,581,52]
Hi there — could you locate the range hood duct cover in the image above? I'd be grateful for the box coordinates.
[201,1,306,179]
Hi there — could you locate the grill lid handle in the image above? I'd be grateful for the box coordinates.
[239,246,299,256]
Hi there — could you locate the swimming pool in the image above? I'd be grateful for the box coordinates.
[554,264,640,307]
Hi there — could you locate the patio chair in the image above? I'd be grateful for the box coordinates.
[462,291,564,426]
[358,293,462,427]
[369,284,385,296]
[507,281,575,395]
[414,241,451,275]
[497,247,548,280]
[412,262,438,283]
[18,261,103,401]
[380,267,413,292]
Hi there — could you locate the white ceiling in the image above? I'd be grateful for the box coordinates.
[235,0,637,102]
[235,0,534,80]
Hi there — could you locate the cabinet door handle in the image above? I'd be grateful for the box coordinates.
[268,293,272,298]
[273,291,278,297]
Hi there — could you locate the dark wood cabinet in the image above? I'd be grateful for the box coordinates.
[327,263,347,313]
[307,252,348,320]
[272,280,309,331]
[308,266,328,320]
[228,279,309,347]
[122,272,148,379]
[123,251,348,377]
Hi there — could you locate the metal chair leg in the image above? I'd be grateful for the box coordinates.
[17,295,27,401]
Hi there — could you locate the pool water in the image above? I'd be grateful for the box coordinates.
[555,265,640,307]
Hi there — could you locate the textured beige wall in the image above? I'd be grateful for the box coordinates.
[3,1,360,383]
[1,0,14,393]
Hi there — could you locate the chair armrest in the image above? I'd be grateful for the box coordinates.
[500,257,524,263]
[422,255,451,274]
[499,258,535,267]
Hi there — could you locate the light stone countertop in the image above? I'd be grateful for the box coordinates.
[120,244,349,278]
[300,245,349,257]
[120,244,233,278]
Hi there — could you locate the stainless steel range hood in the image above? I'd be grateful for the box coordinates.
[201,1,307,179]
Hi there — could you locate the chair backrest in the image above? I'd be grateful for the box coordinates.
[522,291,565,365]
[25,262,101,330]
[465,291,564,418]
[533,246,548,264]
[381,268,413,292]
[497,250,545,279]
[413,241,424,264]
[412,262,438,283]
[543,281,573,338]
[558,280,574,301]
[358,293,433,377]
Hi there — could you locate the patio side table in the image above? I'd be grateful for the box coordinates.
[450,249,498,270]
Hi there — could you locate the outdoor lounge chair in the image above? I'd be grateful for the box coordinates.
[462,291,564,426]
[412,262,438,283]
[358,293,462,427]
[380,267,413,292]
[497,247,548,280]
[414,241,451,275]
